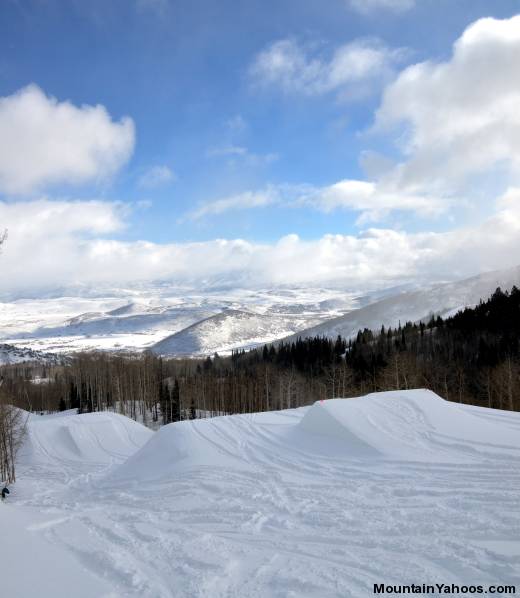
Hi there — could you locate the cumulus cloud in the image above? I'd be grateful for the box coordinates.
[249,38,405,97]
[374,15,520,195]
[297,180,447,223]
[138,165,177,188]
[4,16,520,297]
[1,195,517,296]
[0,199,125,236]
[348,0,415,14]
[0,85,135,195]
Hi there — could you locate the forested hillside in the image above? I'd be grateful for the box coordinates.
[2,286,520,423]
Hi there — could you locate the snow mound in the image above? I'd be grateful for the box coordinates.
[20,410,153,467]
[299,390,520,460]
[111,416,248,481]
[111,390,520,485]
[11,390,520,597]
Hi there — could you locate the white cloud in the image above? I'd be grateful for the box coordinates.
[186,189,279,221]
[245,15,520,228]
[0,198,125,236]
[1,196,520,295]
[0,85,135,195]
[5,16,520,296]
[138,165,177,189]
[374,15,520,195]
[249,38,405,97]
[348,0,415,15]
[184,179,447,224]
[299,179,447,223]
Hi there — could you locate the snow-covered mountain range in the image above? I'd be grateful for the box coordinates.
[281,264,520,344]
[0,287,365,355]
[1,265,519,358]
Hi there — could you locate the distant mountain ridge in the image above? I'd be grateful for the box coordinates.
[2,266,520,357]
[280,265,520,344]
[0,343,63,365]
[150,308,324,357]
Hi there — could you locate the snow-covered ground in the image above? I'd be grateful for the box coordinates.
[283,264,520,344]
[2,265,519,358]
[0,286,363,355]
[3,390,520,597]
[150,308,323,356]
[0,343,64,365]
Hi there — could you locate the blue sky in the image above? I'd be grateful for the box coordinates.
[2,0,520,293]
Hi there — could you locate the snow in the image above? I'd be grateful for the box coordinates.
[1,266,519,356]
[283,264,520,343]
[21,410,153,469]
[2,504,115,597]
[150,308,325,357]
[0,342,63,365]
[4,390,520,597]
[0,286,358,354]
[299,391,520,461]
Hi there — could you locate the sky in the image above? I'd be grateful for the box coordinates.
[2,0,520,296]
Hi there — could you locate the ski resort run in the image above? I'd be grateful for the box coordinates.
[3,390,520,597]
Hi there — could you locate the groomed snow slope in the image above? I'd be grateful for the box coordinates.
[300,391,520,460]
[3,411,153,597]
[7,391,520,597]
[113,390,520,483]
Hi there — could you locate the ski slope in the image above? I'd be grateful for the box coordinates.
[5,391,520,597]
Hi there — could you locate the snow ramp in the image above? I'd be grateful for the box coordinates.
[111,390,520,485]
[111,415,251,482]
[20,410,153,468]
[299,389,520,461]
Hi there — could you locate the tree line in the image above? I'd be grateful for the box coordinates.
[2,286,520,430]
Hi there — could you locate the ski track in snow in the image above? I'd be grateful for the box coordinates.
[8,391,520,597]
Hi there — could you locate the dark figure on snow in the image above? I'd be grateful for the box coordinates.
[1,487,9,500]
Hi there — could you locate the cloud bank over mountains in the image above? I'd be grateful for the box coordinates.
[2,15,520,296]
[2,189,520,295]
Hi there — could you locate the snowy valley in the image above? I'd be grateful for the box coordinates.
[2,264,520,361]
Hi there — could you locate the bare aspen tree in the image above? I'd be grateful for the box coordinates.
[1,233,29,483]
[0,377,29,484]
